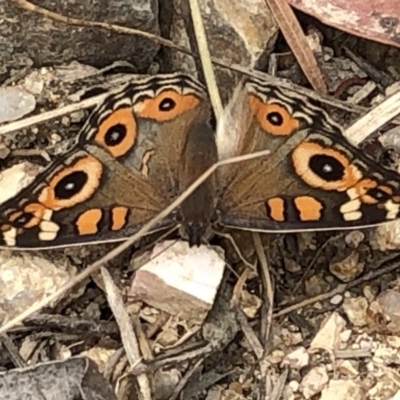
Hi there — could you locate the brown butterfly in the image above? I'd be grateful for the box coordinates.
[1,73,400,249]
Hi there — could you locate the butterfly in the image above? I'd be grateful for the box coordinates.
[1,72,400,249]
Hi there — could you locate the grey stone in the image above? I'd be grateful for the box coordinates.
[2,0,160,75]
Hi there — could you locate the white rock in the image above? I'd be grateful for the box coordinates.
[300,365,329,399]
[130,240,225,323]
[0,162,42,205]
[0,252,75,320]
[320,379,362,400]
[310,312,346,354]
[342,297,368,327]
[282,346,309,369]
[0,86,36,123]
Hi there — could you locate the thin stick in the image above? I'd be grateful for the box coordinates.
[345,88,400,145]
[11,0,190,55]
[188,0,223,120]
[265,0,327,93]
[0,92,112,136]
[101,267,152,400]
[253,232,273,342]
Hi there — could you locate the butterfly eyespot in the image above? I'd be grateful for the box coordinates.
[38,155,102,210]
[104,123,127,147]
[135,90,201,122]
[248,94,300,136]
[309,154,345,181]
[366,187,391,202]
[159,98,176,112]
[95,108,137,158]
[292,141,362,191]
[266,111,284,126]
[54,170,88,200]
[12,212,34,228]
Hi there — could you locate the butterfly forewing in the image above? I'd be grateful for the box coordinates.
[80,74,211,198]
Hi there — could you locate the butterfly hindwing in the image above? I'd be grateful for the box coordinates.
[0,143,172,248]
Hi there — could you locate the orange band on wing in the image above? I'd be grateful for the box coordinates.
[294,196,323,221]
[0,224,11,232]
[111,206,129,231]
[266,197,285,221]
[76,209,103,235]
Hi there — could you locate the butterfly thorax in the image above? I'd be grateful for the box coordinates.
[178,120,218,246]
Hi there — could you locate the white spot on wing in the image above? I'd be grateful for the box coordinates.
[43,209,53,221]
[39,231,58,241]
[3,227,16,246]
[39,220,60,241]
[342,211,363,221]
[385,200,400,220]
[346,188,359,200]
[340,199,361,214]
[40,220,60,233]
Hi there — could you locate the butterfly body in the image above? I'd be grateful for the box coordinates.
[2,73,400,249]
[177,120,218,246]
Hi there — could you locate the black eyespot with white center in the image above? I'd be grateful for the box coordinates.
[13,213,34,228]
[104,124,126,147]
[266,111,284,126]
[159,98,176,112]
[309,154,344,181]
[366,187,391,202]
[55,171,88,200]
